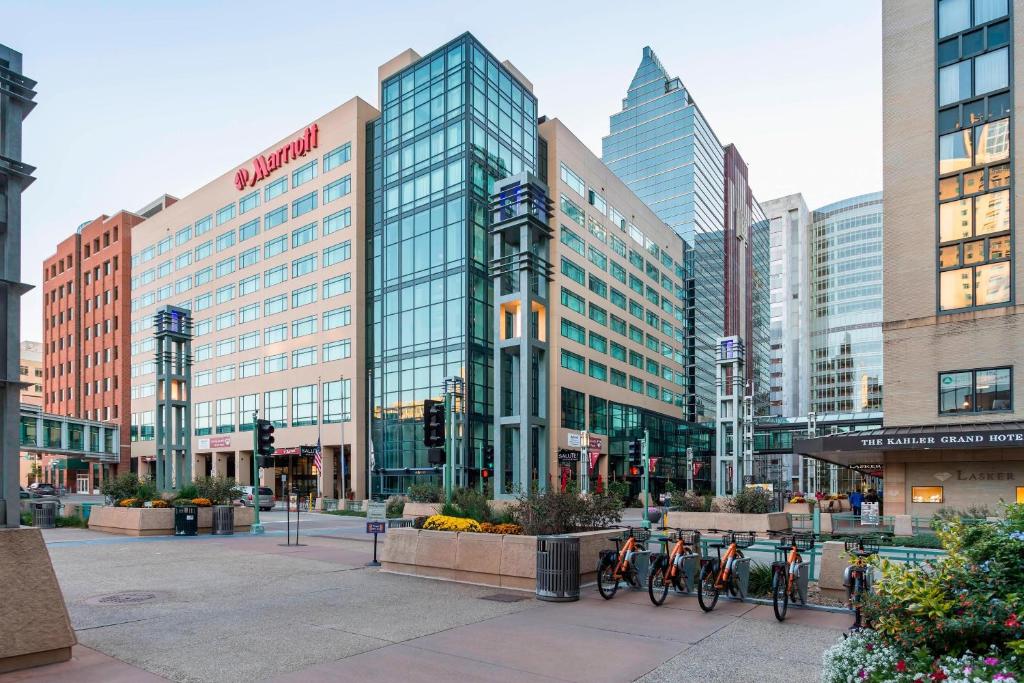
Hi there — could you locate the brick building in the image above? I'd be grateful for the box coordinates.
[41,198,173,489]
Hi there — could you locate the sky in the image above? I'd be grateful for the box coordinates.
[5,0,882,343]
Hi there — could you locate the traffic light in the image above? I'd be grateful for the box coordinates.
[482,444,494,479]
[629,464,644,477]
[628,438,641,463]
[257,419,275,456]
[423,399,445,447]
[256,455,274,468]
[427,447,446,465]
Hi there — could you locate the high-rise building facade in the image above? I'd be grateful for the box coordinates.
[366,35,539,495]
[602,47,771,425]
[19,340,43,406]
[1,43,36,527]
[761,194,811,418]
[801,0,1024,514]
[809,192,884,414]
[128,99,375,499]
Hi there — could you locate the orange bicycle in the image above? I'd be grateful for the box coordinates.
[768,532,816,621]
[696,529,756,612]
[648,528,701,606]
[597,526,651,599]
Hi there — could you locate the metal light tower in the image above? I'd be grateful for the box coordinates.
[715,336,747,497]
[489,173,553,499]
[154,306,193,490]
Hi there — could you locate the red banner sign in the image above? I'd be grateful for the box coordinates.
[649,457,659,473]
[234,124,319,191]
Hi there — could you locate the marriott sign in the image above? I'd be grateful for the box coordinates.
[233,124,319,191]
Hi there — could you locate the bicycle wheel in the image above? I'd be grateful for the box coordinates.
[847,573,863,630]
[597,561,620,600]
[696,564,720,612]
[648,561,670,606]
[772,567,789,621]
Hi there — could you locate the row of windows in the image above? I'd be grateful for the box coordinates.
[559,316,685,389]
[560,348,684,408]
[133,144,350,267]
[935,0,1013,313]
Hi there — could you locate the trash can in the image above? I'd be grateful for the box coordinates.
[212,505,234,535]
[32,501,57,529]
[175,505,198,536]
[536,535,580,602]
[80,502,99,522]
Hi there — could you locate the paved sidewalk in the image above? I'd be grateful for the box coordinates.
[11,528,846,682]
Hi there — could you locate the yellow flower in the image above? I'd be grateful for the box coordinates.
[422,515,481,532]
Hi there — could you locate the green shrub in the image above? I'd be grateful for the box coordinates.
[607,480,630,507]
[385,496,406,518]
[193,476,240,505]
[176,483,199,500]
[56,515,87,528]
[407,482,443,503]
[100,473,144,503]
[745,561,773,598]
[732,487,772,514]
[451,487,491,523]
[171,498,193,507]
[136,478,158,503]
[670,490,709,512]
[509,489,622,536]
[20,510,33,526]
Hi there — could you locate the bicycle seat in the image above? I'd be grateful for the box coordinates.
[708,542,725,550]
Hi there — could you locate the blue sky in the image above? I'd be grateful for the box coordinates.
[5,0,881,341]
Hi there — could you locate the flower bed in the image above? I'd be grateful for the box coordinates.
[822,503,1024,682]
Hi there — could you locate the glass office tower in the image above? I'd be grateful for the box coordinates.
[366,34,538,494]
[809,192,884,414]
[602,47,726,426]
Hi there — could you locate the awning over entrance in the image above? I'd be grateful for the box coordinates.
[795,421,1024,468]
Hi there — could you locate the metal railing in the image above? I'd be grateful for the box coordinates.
[830,513,895,535]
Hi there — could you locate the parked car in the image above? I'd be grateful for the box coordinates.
[236,486,275,511]
[20,487,31,499]
[28,483,58,497]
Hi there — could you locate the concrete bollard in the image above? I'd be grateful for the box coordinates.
[818,541,849,601]
[893,515,913,537]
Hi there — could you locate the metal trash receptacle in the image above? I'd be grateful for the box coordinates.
[175,505,199,536]
[32,501,57,528]
[536,535,580,602]
[212,505,234,535]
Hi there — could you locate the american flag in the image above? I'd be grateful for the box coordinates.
[313,437,323,473]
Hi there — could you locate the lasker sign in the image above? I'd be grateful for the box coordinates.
[234,124,319,191]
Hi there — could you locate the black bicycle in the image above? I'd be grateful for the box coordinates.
[843,536,881,629]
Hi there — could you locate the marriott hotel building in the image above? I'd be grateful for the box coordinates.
[125,33,770,500]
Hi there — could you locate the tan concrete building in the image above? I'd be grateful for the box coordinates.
[18,341,43,485]
[801,0,1024,514]
[129,98,377,500]
[542,118,690,493]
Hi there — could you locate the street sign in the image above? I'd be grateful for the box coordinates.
[366,521,386,534]
[367,501,387,522]
[567,433,582,447]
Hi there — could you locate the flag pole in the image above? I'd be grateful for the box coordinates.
[339,373,346,503]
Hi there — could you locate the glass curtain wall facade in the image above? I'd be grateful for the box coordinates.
[750,202,772,413]
[367,33,538,494]
[809,193,884,414]
[602,47,726,426]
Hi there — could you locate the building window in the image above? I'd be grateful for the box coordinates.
[264,353,287,374]
[323,208,352,236]
[264,389,286,427]
[560,226,585,255]
[560,349,585,374]
[291,385,317,426]
[216,398,234,433]
[911,486,944,504]
[560,318,585,344]
[559,163,585,197]
[195,402,212,436]
[939,366,1012,413]
[561,387,585,429]
[323,175,351,204]
[560,257,585,285]
[323,241,351,267]
[292,222,317,248]
[323,338,351,361]
[265,206,287,230]
[323,274,351,298]
[239,191,260,215]
[323,379,351,422]
[292,191,317,218]
[265,177,287,202]
[323,143,351,172]
[292,346,317,368]
[292,160,317,188]
[239,394,258,429]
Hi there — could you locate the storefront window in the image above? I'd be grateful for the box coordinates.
[1017,486,1024,504]
[912,486,944,503]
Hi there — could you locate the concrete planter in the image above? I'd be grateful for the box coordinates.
[88,505,254,536]
[402,502,441,518]
[381,528,621,590]
[665,511,790,534]
[783,502,813,515]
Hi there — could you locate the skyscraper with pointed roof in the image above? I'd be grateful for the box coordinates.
[603,47,770,428]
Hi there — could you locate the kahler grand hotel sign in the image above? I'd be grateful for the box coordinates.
[807,428,1024,452]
